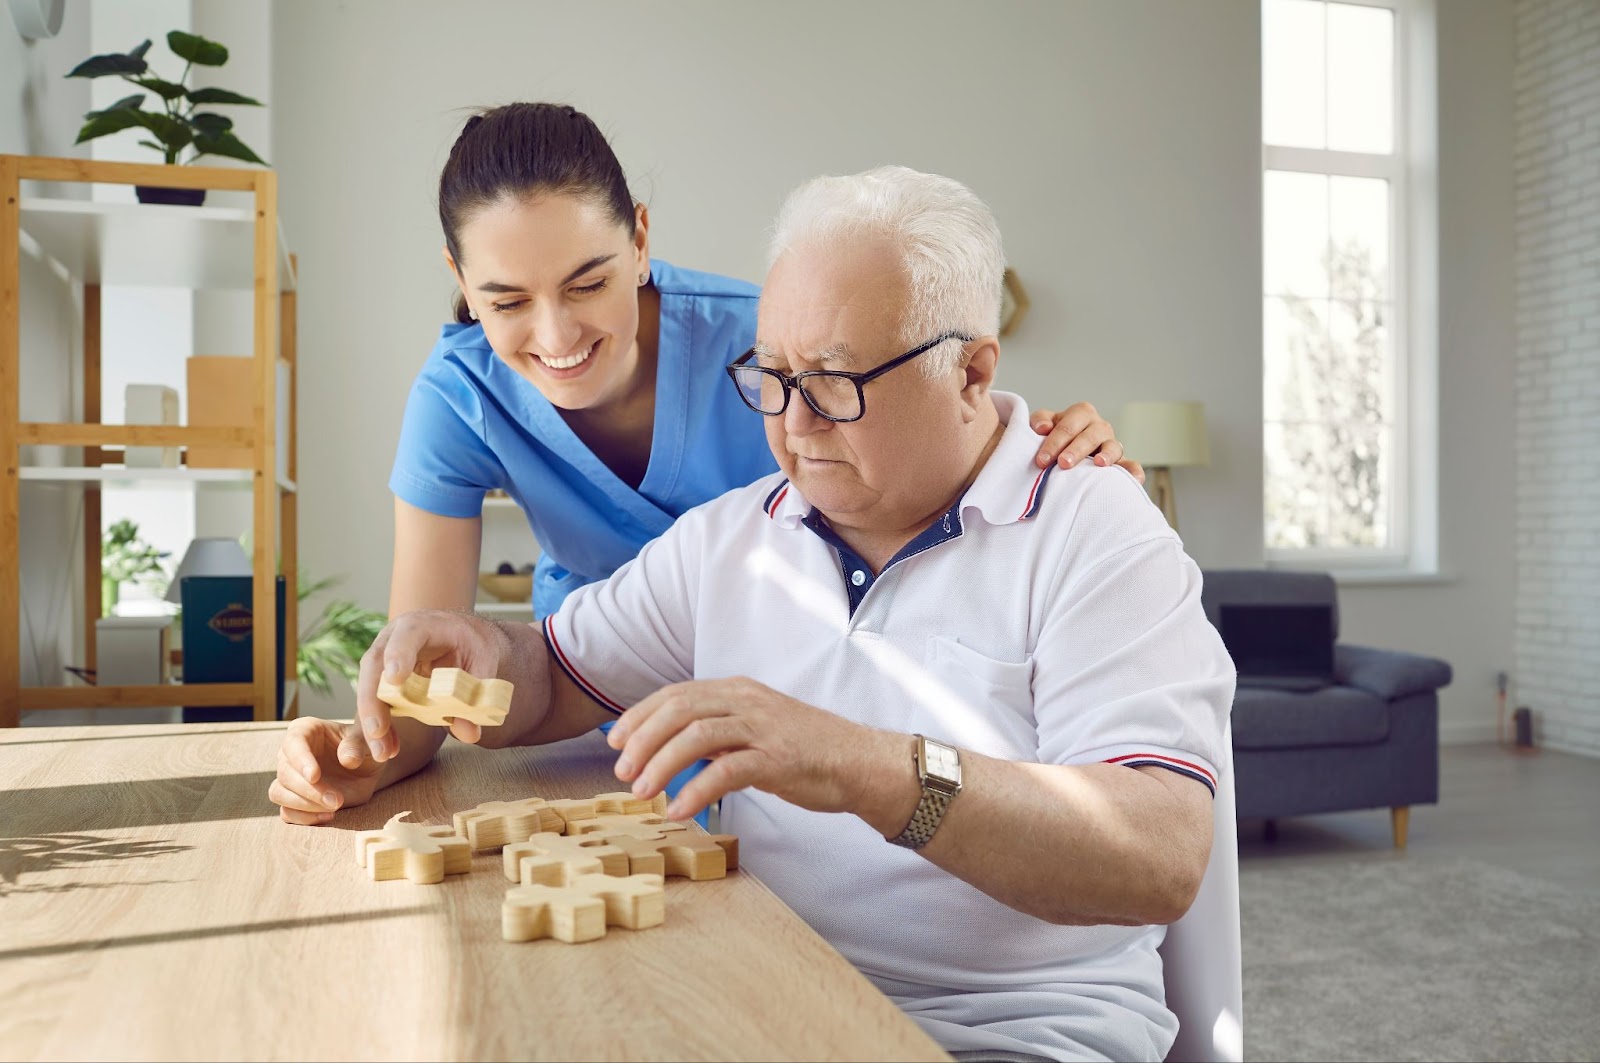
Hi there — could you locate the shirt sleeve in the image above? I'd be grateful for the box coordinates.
[542,503,705,713]
[1032,534,1235,796]
[388,370,505,518]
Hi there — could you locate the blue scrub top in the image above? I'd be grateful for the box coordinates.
[390,259,776,618]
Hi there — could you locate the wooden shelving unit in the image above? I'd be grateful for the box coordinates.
[1,155,299,726]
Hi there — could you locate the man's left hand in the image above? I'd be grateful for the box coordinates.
[607,677,880,822]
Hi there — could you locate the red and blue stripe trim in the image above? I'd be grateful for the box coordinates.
[542,617,625,716]
[1106,752,1216,795]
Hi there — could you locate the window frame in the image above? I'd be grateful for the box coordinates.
[1261,0,1427,574]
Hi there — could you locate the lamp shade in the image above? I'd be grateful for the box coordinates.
[164,537,252,603]
[1118,401,1210,468]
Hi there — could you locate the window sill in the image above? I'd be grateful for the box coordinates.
[1264,562,1454,587]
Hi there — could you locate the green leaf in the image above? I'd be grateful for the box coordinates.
[192,130,267,167]
[75,108,147,144]
[65,48,150,78]
[185,87,261,107]
[129,39,153,60]
[167,30,228,66]
[97,94,146,114]
[189,112,234,138]
[132,76,187,101]
[129,110,194,151]
[137,139,165,153]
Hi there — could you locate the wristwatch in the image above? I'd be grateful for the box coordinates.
[889,734,963,850]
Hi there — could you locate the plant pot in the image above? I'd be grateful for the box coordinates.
[135,185,206,207]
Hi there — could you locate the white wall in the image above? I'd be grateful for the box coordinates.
[1512,0,1600,757]
[266,0,1517,735]
[5,1,91,693]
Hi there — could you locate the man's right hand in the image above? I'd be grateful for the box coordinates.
[355,609,521,761]
[270,716,383,825]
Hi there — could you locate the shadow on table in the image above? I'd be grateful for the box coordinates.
[0,832,192,899]
[0,904,442,962]
[0,727,274,746]
[3,772,279,834]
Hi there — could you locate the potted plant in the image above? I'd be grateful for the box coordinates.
[296,573,386,696]
[101,518,170,615]
[66,30,267,206]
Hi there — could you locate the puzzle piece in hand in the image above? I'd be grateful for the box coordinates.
[355,811,473,884]
[503,831,630,886]
[567,812,689,838]
[502,872,665,943]
[453,797,565,850]
[376,667,511,729]
[597,830,739,881]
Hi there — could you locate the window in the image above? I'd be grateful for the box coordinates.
[1262,0,1418,566]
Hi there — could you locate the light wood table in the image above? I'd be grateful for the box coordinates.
[0,722,950,1062]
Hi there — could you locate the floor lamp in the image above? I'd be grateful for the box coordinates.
[1119,401,1210,532]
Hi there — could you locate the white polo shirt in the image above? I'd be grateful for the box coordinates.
[545,392,1235,1062]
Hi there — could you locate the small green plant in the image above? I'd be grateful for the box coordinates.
[66,31,267,166]
[101,518,169,614]
[297,573,386,696]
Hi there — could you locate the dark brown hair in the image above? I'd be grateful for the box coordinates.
[441,103,635,324]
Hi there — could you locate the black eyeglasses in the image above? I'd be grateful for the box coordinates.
[725,331,974,423]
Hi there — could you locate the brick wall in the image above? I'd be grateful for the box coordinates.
[1514,0,1600,757]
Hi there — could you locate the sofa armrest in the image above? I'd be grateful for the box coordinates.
[1335,644,1453,701]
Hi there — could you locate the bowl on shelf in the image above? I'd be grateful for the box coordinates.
[478,572,533,603]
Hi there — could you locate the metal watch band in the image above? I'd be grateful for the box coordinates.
[889,785,955,850]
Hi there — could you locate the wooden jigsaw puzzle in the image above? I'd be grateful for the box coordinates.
[502,872,665,943]
[355,812,473,884]
[503,831,631,886]
[453,797,565,850]
[376,667,511,729]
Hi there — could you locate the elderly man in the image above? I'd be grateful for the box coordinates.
[275,166,1233,1062]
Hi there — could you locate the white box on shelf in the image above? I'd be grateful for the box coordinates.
[95,615,174,685]
[124,384,180,467]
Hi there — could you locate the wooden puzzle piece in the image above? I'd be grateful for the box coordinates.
[503,831,630,886]
[590,791,669,817]
[501,872,665,943]
[452,797,565,850]
[597,830,739,881]
[355,812,473,884]
[541,797,598,832]
[376,667,511,729]
[567,812,688,838]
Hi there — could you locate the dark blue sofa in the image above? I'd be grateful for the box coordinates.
[1201,570,1453,849]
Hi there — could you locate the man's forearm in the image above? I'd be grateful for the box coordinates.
[852,733,1213,926]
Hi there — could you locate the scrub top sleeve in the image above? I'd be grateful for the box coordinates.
[388,373,505,519]
[1032,534,1234,796]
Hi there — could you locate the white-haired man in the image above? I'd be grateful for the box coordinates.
[290,166,1233,1061]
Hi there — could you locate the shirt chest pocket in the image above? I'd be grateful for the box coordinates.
[920,636,1037,756]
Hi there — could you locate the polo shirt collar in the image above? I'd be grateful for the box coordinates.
[759,391,1052,530]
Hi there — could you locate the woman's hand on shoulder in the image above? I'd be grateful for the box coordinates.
[1030,401,1145,484]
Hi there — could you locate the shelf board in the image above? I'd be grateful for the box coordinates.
[19,197,296,291]
[21,466,297,492]
[475,601,533,616]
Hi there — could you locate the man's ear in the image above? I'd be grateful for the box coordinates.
[959,338,1001,417]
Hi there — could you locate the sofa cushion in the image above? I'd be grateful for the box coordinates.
[1232,684,1391,750]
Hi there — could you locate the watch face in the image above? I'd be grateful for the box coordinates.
[924,740,961,785]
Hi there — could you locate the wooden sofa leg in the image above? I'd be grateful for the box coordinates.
[1391,806,1410,850]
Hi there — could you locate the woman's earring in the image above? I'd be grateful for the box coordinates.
[468,308,478,321]
[638,272,648,286]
